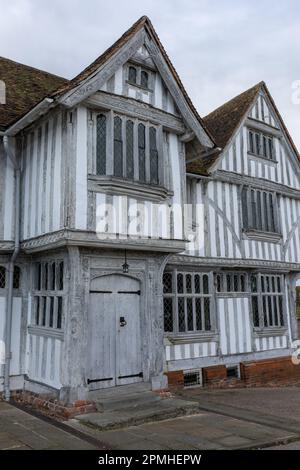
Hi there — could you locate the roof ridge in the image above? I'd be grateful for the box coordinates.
[0,55,68,82]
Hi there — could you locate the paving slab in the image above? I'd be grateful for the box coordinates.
[70,411,297,450]
[0,402,102,450]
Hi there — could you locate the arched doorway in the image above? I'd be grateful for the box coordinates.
[87,274,142,390]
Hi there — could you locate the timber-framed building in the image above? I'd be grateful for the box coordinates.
[0,16,299,401]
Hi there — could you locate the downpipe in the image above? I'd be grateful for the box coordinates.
[3,135,21,401]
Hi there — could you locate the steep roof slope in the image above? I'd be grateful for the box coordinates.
[0,56,68,131]
[187,81,299,175]
[203,82,262,149]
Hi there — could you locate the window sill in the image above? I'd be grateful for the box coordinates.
[243,229,282,243]
[247,152,278,166]
[88,175,173,202]
[164,332,218,344]
[28,325,64,340]
[254,327,287,337]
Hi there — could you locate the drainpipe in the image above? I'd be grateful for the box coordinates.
[3,135,21,401]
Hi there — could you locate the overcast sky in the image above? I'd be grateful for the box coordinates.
[1,0,299,148]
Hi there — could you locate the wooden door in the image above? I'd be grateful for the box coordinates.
[87,275,142,390]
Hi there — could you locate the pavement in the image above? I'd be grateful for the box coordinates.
[1,386,300,450]
[0,401,104,450]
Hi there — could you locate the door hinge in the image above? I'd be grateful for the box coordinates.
[118,372,143,379]
[117,290,141,295]
[87,377,113,384]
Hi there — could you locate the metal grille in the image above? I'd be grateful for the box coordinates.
[96,114,106,175]
[149,127,158,184]
[138,123,145,182]
[0,266,6,288]
[141,70,149,88]
[126,120,134,179]
[183,370,202,388]
[13,266,21,289]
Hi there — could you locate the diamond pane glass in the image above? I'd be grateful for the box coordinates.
[195,298,202,330]
[194,274,200,294]
[186,274,192,293]
[0,266,6,289]
[138,123,145,182]
[126,120,134,179]
[114,116,123,177]
[149,127,158,184]
[203,275,209,294]
[57,261,64,291]
[96,114,106,175]
[13,266,21,289]
[187,298,193,331]
[163,298,173,332]
[177,273,183,294]
[204,298,211,330]
[163,272,173,294]
[178,298,185,332]
[57,297,63,329]
[252,296,259,327]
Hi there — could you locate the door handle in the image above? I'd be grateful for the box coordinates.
[120,316,127,327]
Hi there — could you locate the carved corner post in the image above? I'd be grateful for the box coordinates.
[146,254,171,391]
[59,246,88,402]
[286,272,300,342]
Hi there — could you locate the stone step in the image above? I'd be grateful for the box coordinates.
[74,398,200,432]
[94,392,162,412]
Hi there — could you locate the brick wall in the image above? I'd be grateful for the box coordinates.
[166,356,300,390]
[241,356,300,387]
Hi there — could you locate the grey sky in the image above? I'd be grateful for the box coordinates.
[1,0,299,148]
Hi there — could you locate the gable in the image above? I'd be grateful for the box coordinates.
[218,90,300,189]
[98,46,180,115]
[248,91,279,128]
[55,16,214,150]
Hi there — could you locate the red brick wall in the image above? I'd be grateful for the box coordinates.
[165,370,184,389]
[241,356,300,387]
[165,356,300,390]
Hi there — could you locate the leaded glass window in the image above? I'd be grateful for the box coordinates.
[242,187,278,233]
[96,114,106,175]
[32,261,64,330]
[114,116,123,177]
[138,123,146,182]
[251,274,284,328]
[126,120,134,179]
[128,66,137,84]
[163,270,213,334]
[0,266,6,288]
[149,127,158,184]
[141,70,149,88]
[13,266,21,289]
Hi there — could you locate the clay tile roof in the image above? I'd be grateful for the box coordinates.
[187,81,300,175]
[0,56,68,131]
[203,82,263,149]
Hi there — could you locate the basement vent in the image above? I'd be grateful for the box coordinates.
[226,365,240,379]
[183,370,202,388]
